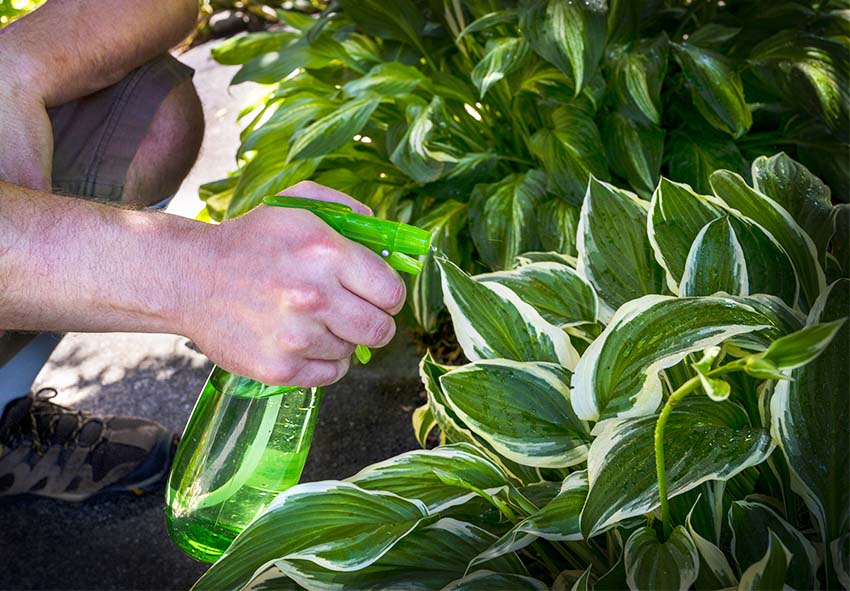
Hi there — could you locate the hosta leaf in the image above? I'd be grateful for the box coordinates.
[736,531,791,591]
[759,318,845,370]
[347,444,509,513]
[571,294,789,423]
[601,110,665,197]
[476,262,598,327]
[469,170,546,270]
[239,96,336,158]
[751,152,834,265]
[680,216,747,297]
[832,533,850,590]
[390,96,456,183]
[443,570,547,591]
[711,170,826,308]
[343,61,427,97]
[471,37,531,98]
[338,0,424,49]
[212,30,297,66]
[514,251,577,268]
[729,500,819,590]
[470,471,588,567]
[770,279,849,550]
[576,177,666,320]
[228,157,320,219]
[581,398,774,537]
[686,503,737,590]
[537,199,580,256]
[411,201,469,333]
[610,34,669,125]
[457,10,520,39]
[440,360,590,468]
[232,34,349,85]
[519,0,607,95]
[665,131,748,195]
[287,97,381,161]
[275,518,526,591]
[412,401,437,448]
[624,526,699,591]
[672,43,752,138]
[194,481,429,590]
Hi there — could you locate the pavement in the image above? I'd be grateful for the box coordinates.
[0,38,424,590]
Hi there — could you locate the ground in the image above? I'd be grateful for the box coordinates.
[0,39,424,590]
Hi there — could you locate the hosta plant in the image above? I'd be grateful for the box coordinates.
[192,155,849,590]
[200,0,849,331]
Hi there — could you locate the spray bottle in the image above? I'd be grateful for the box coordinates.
[165,196,431,563]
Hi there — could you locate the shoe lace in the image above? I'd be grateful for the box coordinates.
[26,388,105,455]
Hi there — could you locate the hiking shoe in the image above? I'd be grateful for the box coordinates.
[0,388,178,501]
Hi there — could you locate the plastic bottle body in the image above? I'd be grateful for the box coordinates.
[165,367,322,563]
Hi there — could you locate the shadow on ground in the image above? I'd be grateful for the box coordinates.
[0,328,423,590]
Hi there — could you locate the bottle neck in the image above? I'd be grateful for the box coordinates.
[210,367,305,399]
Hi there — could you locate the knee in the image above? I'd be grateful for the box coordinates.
[122,79,204,207]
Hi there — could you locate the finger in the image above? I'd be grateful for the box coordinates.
[337,241,407,314]
[279,181,373,215]
[289,358,350,388]
[276,320,357,361]
[322,287,396,348]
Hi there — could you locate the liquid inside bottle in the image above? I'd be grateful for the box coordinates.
[165,367,322,563]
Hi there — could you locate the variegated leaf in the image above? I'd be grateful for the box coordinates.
[440,360,590,468]
[770,279,849,559]
[537,199,580,257]
[442,570,547,591]
[471,37,531,98]
[571,295,788,423]
[581,398,774,537]
[736,531,791,591]
[729,500,819,590]
[476,262,598,327]
[347,444,509,513]
[287,97,381,161]
[601,110,665,197]
[437,257,579,368]
[680,216,748,297]
[391,96,456,183]
[624,526,699,591]
[609,34,668,125]
[343,61,427,97]
[686,502,737,590]
[577,177,666,319]
[193,481,429,590]
[412,401,437,448]
[469,471,588,568]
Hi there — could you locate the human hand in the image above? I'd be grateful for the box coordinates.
[0,60,53,191]
[183,182,406,387]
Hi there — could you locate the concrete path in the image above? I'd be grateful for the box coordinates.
[0,38,424,590]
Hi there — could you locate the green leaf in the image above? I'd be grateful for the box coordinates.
[232,34,349,85]
[347,443,510,512]
[239,96,336,158]
[601,111,665,197]
[443,570,548,591]
[770,279,849,551]
[476,262,598,328]
[609,34,669,125]
[686,502,737,590]
[759,318,845,370]
[193,481,429,590]
[390,96,456,183]
[665,131,748,195]
[411,201,468,332]
[572,294,791,423]
[736,531,791,591]
[440,360,590,468]
[228,157,320,219]
[519,0,607,94]
[275,518,527,591]
[577,177,666,319]
[751,152,834,266]
[530,109,609,205]
[581,398,774,537]
[343,61,427,97]
[469,471,588,567]
[728,500,819,590]
[680,216,747,297]
[287,97,381,161]
[537,199,580,256]
[471,37,531,98]
[832,533,850,590]
[338,0,425,52]
[711,170,826,309]
[624,526,699,591]
[672,43,752,138]
[457,10,519,40]
[211,30,297,66]
[436,256,579,367]
[469,170,546,270]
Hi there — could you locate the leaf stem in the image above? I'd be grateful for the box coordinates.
[654,375,702,540]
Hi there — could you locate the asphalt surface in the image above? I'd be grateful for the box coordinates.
[0,38,424,590]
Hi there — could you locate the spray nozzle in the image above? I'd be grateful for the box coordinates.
[263,195,431,274]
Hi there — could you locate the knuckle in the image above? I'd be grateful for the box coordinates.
[384,277,406,312]
[287,286,325,313]
[368,315,395,347]
[258,359,300,385]
[277,330,312,354]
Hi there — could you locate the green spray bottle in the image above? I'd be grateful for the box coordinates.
[165,196,431,563]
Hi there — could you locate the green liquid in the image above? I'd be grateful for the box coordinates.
[166,369,321,563]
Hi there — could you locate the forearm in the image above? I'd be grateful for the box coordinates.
[0,181,209,335]
[0,0,198,107]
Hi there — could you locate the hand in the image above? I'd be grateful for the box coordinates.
[0,60,53,191]
[183,182,407,388]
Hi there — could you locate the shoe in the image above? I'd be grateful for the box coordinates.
[0,388,178,501]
